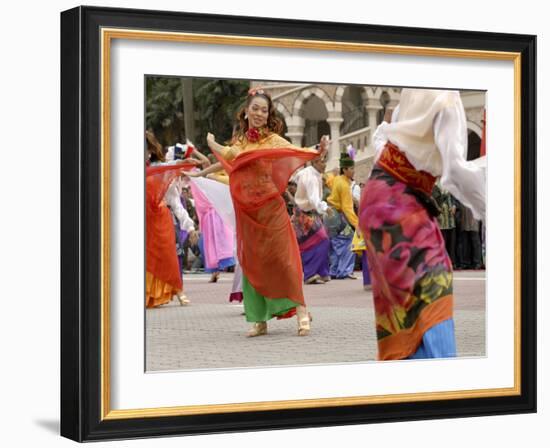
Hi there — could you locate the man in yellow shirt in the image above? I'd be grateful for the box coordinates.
[325,154,358,279]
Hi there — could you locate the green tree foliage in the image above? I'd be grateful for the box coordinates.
[145,76,249,152]
[145,76,185,147]
[193,79,249,148]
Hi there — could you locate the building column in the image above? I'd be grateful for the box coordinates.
[366,103,383,129]
[286,116,305,146]
[326,114,344,172]
[365,103,383,147]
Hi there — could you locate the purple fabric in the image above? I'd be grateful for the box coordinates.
[179,229,189,244]
[180,196,188,211]
[362,251,371,285]
[347,145,356,161]
[302,238,330,280]
[299,226,329,252]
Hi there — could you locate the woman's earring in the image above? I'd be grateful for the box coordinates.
[244,114,248,120]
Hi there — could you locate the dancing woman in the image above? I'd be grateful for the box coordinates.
[207,88,328,337]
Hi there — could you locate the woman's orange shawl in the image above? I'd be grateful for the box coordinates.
[216,144,317,304]
[145,162,194,291]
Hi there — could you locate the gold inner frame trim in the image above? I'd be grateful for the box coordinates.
[100,27,522,421]
[101,28,112,421]
[514,55,522,392]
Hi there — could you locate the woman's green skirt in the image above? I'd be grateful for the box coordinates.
[242,275,299,322]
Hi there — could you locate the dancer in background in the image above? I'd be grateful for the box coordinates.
[325,153,358,280]
[433,182,458,268]
[185,162,244,303]
[359,89,485,360]
[292,140,331,284]
[145,131,196,308]
[165,175,198,282]
[189,177,235,283]
[352,229,371,291]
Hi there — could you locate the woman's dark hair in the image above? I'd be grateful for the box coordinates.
[232,90,284,143]
[145,130,165,163]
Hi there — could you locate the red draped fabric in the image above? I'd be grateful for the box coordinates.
[215,148,317,305]
[146,162,194,295]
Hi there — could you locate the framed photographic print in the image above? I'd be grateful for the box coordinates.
[60,5,536,442]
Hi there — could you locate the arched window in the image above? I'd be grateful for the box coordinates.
[276,111,289,138]
[341,86,366,135]
[377,91,391,124]
[467,130,482,161]
[300,95,329,146]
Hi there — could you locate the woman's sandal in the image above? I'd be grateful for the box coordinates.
[247,322,267,337]
[298,314,312,336]
[177,294,190,306]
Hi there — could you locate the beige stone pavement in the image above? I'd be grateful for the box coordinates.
[146,270,486,371]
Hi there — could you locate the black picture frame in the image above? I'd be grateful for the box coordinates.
[61,5,536,442]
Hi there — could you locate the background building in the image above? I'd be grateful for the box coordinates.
[251,81,486,181]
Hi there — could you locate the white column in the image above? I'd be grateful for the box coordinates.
[326,114,343,172]
[286,116,305,146]
[366,104,382,129]
[365,103,383,147]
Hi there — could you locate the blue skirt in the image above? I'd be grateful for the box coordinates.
[329,235,355,278]
[407,319,457,359]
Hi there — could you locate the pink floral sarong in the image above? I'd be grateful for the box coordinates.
[359,167,454,360]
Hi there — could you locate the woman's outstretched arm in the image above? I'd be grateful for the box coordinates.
[184,161,223,178]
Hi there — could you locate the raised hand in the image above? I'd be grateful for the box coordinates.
[180,158,201,165]
[206,133,216,149]
[183,170,200,178]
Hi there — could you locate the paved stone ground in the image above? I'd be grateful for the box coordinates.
[146,270,486,371]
